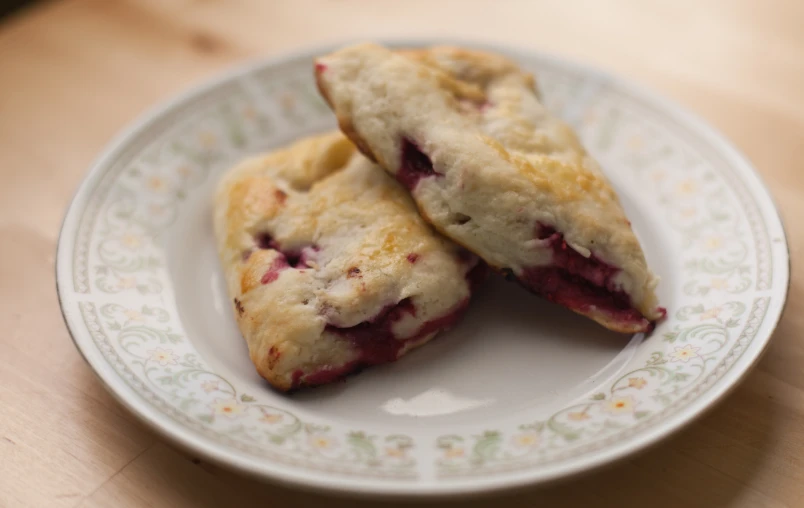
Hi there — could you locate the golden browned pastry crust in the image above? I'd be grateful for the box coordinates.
[214,132,481,390]
[315,43,664,333]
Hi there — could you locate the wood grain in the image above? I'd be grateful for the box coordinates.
[0,0,801,506]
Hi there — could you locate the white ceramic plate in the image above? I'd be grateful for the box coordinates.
[57,40,789,498]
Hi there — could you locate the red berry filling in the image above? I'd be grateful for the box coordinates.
[518,225,652,329]
[261,256,289,284]
[396,138,439,190]
[325,298,417,360]
[291,297,469,389]
[289,257,486,389]
[465,257,488,292]
[287,245,319,269]
[255,232,319,284]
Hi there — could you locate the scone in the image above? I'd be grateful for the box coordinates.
[214,132,484,391]
[315,43,665,333]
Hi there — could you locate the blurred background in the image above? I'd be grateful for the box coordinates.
[0,0,29,18]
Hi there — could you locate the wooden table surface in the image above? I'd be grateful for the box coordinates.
[1,0,802,506]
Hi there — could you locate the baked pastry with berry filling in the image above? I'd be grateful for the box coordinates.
[315,43,664,333]
[214,132,484,391]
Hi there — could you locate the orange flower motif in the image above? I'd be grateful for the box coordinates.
[385,447,406,458]
[210,398,246,418]
[710,278,729,290]
[676,179,697,195]
[444,447,465,458]
[603,396,637,415]
[121,234,142,249]
[243,106,258,119]
[628,135,644,149]
[123,309,144,322]
[704,236,723,251]
[568,411,590,421]
[308,435,336,450]
[147,176,166,192]
[148,348,178,366]
[511,432,540,448]
[699,307,722,321]
[260,413,283,424]
[199,131,217,148]
[628,377,648,390]
[117,277,137,289]
[670,344,700,363]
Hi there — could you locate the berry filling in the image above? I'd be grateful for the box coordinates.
[261,256,290,284]
[518,225,652,329]
[291,298,468,389]
[287,245,319,268]
[396,138,439,190]
[325,298,418,362]
[255,232,278,250]
[457,98,492,113]
[466,259,488,292]
[255,233,319,284]
[289,259,486,389]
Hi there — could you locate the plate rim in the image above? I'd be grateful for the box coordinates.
[56,37,791,498]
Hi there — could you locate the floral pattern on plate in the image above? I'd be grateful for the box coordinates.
[58,42,787,493]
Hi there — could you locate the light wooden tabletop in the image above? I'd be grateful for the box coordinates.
[1,0,802,506]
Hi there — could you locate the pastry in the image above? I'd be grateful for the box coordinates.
[214,132,484,390]
[315,43,664,333]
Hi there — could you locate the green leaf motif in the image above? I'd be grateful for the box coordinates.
[666,371,690,383]
[646,352,667,366]
[385,434,413,449]
[518,422,545,432]
[304,423,330,434]
[166,333,183,344]
[590,393,606,401]
[347,432,377,459]
[436,435,463,449]
[472,431,502,463]
[240,394,255,402]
